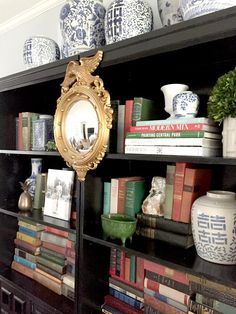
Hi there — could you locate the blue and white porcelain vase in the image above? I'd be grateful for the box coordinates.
[157,0,183,27]
[23,36,60,69]
[192,191,236,265]
[26,158,42,199]
[173,91,199,118]
[60,0,106,57]
[105,0,153,45]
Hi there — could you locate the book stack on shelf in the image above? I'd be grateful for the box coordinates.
[36,226,68,294]
[62,231,76,300]
[12,218,44,278]
[102,248,145,313]
[143,259,190,314]
[124,117,222,157]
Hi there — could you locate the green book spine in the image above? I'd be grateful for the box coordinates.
[68,232,76,242]
[33,173,47,209]
[196,293,236,314]
[130,255,136,283]
[37,263,64,280]
[36,256,66,274]
[103,182,111,215]
[132,97,157,126]
[40,247,66,260]
[163,165,176,219]
[41,251,66,266]
[22,112,40,150]
[125,180,146,217]
[126,130,222,139]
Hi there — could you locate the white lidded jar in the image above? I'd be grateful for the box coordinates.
[191,190,236,265]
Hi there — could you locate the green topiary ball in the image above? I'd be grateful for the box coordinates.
[207,67,236,123]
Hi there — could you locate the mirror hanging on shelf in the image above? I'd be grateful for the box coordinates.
[54,50,112,181]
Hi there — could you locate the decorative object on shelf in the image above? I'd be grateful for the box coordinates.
[160,83,189,118]
[45,140,57,151]
[44,169,75,221]
[142,177,166,216]
[26,158,42,199]
[54,50,112,181]
[32,115,54,151]
[23,36,60,69]
[18,180,32,212]
[157,0,183,27]
[180,0,235,21]
[192,190,236,265]
[207,67,236,157]
[105,0,153,44]
[101,214,137,246]
[59,0,106,57]
[173,91,200,118]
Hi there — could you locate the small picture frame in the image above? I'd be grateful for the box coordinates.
[43,169,75,221]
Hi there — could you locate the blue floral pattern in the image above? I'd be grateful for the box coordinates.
[158,0,183,27]
[105,0,153,45]
[60,0,106,57]
[173,91,199,118]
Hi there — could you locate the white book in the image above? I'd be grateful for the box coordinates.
[136,117,217,126]
[110,178,119,214]
[43,169,75,221]
[125,145,222,157]
[125,137,222,148]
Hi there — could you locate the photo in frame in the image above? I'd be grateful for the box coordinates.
[43,169,75,221]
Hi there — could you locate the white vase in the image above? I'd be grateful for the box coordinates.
[192,190,236,265]
[60,0,106,57]
[157,0,183,27]
[160,83,189,118]
[222,116,236,157]
[26,158,42,199]
[105,0,153,44]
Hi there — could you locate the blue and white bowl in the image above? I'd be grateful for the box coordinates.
[157,0,183,27]
[105,0,153,45]
[60,0,106,57]
[181,0,236,21]
[173,91,199,118]
[23,36,60,69]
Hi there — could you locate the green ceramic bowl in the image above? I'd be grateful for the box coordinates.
[101,214,137,246]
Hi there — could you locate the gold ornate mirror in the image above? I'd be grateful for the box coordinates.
[54,51,112,181]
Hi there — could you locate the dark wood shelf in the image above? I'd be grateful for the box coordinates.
[0,149,60,156]
[82,232,236,290]
[0,208,76,233]
[106,153,236,165]
[0,267,74,314]
[1,6,236,92]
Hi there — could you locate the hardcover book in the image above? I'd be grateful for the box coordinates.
[125,180,146,217]
[117,103,125,153]
[126,130,222,139]
[144,293,186,314]
[14,238,41,255]
[16,231,41,246]
[136,117,218,126]
[11,260,35,279]
[36,255,66,274]
[103,181,111,215]
[33,270,62,295]
[163,164,176,219]
[43,169,75,221]
[62,283,75,301]
[109,277,144,299]
[196,292,236,314]
[137,213,192,235]
[44,226,69,238]
[132,97,157,126]
[107,99,120,153]
[41,231,68,248]
[21,112,40,150]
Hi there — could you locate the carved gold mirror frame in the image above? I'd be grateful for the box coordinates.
[54,51,112,181]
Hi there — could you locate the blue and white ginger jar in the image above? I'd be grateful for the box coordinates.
[173,91,199,118]
[60,0,106,57]
[105,0,153,45]
[23,36,60,69]
[157,0,183,27]
[26,158,42,199]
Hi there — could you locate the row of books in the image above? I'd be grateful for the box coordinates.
[16,111,54,151]
[103,249,236,314]
[124,117,223,157]
[12,218,75,299]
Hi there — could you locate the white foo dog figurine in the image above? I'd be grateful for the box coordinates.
[142,176,166,216]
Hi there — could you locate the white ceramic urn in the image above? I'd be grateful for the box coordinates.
[192,190,236,265]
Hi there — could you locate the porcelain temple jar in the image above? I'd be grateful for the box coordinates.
[23,36,60,69]
[160,83,189,118]
[60,0,106,57]
[192,190,236,265]
[105,0,153,45]
[26,158,42,199]
[173,91,199,118]
[157,0,183,27]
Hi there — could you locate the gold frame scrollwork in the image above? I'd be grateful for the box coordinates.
[54,51,112,181]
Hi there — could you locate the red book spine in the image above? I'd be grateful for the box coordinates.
[44,226,69,238]
[172,163,192,221]
[144,294,185,314]
[129,123,212,132]
[41,241,67,255]
[136,257,144,289]
[143,260,189,285]
[109,248,117,276]
[125,255,131,282]
[144,277,159,291]
[104,295,143,314]
[120,250,126,279]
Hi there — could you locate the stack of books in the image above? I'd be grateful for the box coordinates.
[62,231,76,300]
[102,248,145,313]
[125,117,222,157]
[136,213,193,249]
[12,218,44,279]
[35,226,68,295]
[143,260,190,314]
